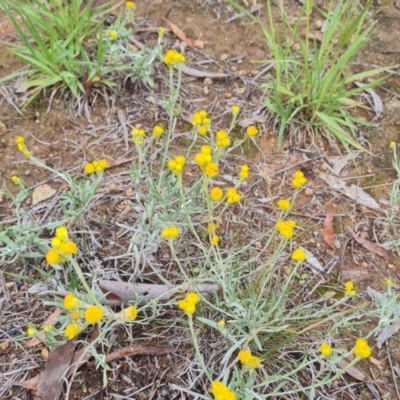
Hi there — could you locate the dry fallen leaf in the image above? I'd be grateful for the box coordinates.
[337,359,368,381]
[8,374,40,390]
[347,226,400,267]
[106,344,175,362]
[162,18,195,48]
[323,213,336,250]
[341,268,370,282]
[32,184,56,206]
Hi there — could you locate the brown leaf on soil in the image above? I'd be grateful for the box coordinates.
[347,226,400,267]
[35,340,76,400]
[105,344,175,362]
[341,268,370,282]
[337,359,369,381]
[5,374,40,390]
[323,212,336,250]
[26,308,62,347]
[162,18,195,48]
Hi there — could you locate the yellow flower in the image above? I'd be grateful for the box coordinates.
[211,381,236,400]
[217,319,226,327]
[320,342,332,357]
[246,356,261,369]
[201,145,212,154]
[162,226,180,240]
[60,241,78,255]
[390,141,396,148]
[198,125,208,136]
[99,159,108,171]
[186,292,200,305]
[15,136,24,145]
[292,170,307,188]
[178,300,196,315]
[65,323,81,340]
[69,310,80,321]
[131,127,145,145]
[344,281,356,296]
[64,294,79,310]
[43,324,53,332]
[158,27,165,37]
[238,165,249,180]
[226,188,241,204]
[194,152,212,169]
[153,125,164,137]
[353,338,371,359]
[277,199,291,211]
[216,130,231,148]
[15,135,30,155]
[46,249,61,265]
[246,125,259,137]
[210,235,220,246]
[85,305,104,324]
[208,222,218,234]
[192,110,208,126]
[210,187,223,201]
[205,163,219,178]
[55,226,69,241]
[11,176,20,185]
[106,29,118,40]
[84,162,95,174]
[275,220,296,239]
[168,155,186,175]
[163,49,185,67]
[292,248,306,262]
[120,305,138,321]
[386,279,393,285]
[126,1,135,9]
[238,349,261,369]
[27,327,36,337]
[231,105,240,115]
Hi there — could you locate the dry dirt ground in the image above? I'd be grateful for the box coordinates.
[1,0,400,399]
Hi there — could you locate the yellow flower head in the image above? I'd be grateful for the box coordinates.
[246,125,259,137]
[163,49,185,67]
[192,110,208,126]
[208,222,218,234]
[226,188,241,204]
[386,278,393,285]
[390,141,396,148]
[198,125,208,136]
[194,152,212,169]
[65,322,81,340]
[106,29,118,40]
[292,170,307,188]
[211,381,236,400]
[231,105,240,115]
[210,187,223,202]
[11,176,20,185]
[99,159,108,171]
[55,226,69,241]
[178,299,196,315]
[120,305,138,321]
[64,293,79,310]
[51,237,62,250]
[69,310,80,321]
[275,220,296,239]
[46,249,61,265]
[344,281,356,296]
[162,226,180,240]
[60,240,78,255]
[27,326,36,337]
[85,305,104,324]
[320,342,332,357]
[216,130,231,148]
[277,199,291,211]
[292,248,306,262]
[158,27,165,37]
[15,136,24,145]
[201,145,212,154]
[126,1,135,9]
[168,156,186,175]
[84,162,95,174]
[353,338,371,359]
[205,163,219,178]
[131,127,145,145]
[153,125,164,137]
[239,165,249,180]
[210,235,220,247]
[186,292,200,305]
[15,136,30,156]
[238,349,252,363]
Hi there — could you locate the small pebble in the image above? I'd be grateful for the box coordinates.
[236,59,243,64]
[223,93,233,99]
[292,43,301,51]
[231,66,238,72]
[125,188,133,196]
[314,19,324,29]
[203,78,213,85]
[194,40,205,49]
[220,54,229,61]
[237,70,247,76]
[305,188,314,196]
[108,183,117,192]
[251,69,258,77]
[41,348,49,361]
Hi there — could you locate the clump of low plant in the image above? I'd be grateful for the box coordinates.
[228,0,387,152]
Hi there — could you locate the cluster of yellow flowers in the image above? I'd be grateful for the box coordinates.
[84,159,108,174]
[106,29,118,40]
[226,188,241,204]
[46,226,78,265]
[238,349,261,369]
[194,145,213,169]
[162,226,180,240]
[62,293,138,340]
[277,198,291,211]
[292,170,307,188]
[276,220,296,239]
[320,337,371,359]
[291,248,306,262]
[168,155,186,176]
[153,125,164,137]
[211,381,236,400]
[238,165,249,180]
[163,49,185,67]
[15,136,30,157]
[344,281,356,296]
[131,127,146,145]
[192,109,211,136]
[216,130,231,148]
[178,292,199,315]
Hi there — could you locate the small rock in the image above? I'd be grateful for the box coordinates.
[125,188,134,196]
[305,188,314,196]
[236,59,243,64]
[41,348,49,361]
[231,66,238,72]
[223,93,233,99]
[204,78,212,85]
[220,53,229,61]
[0,341,10,351]
[194,40,205,49]
[314,19,324,29]
[108,183,117,192]
[6,282,14,289]
[255,241,262,249]
[292,43,301,51]
[237,70,247,76]
[251,69,258,77]
[25,169,30,176]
